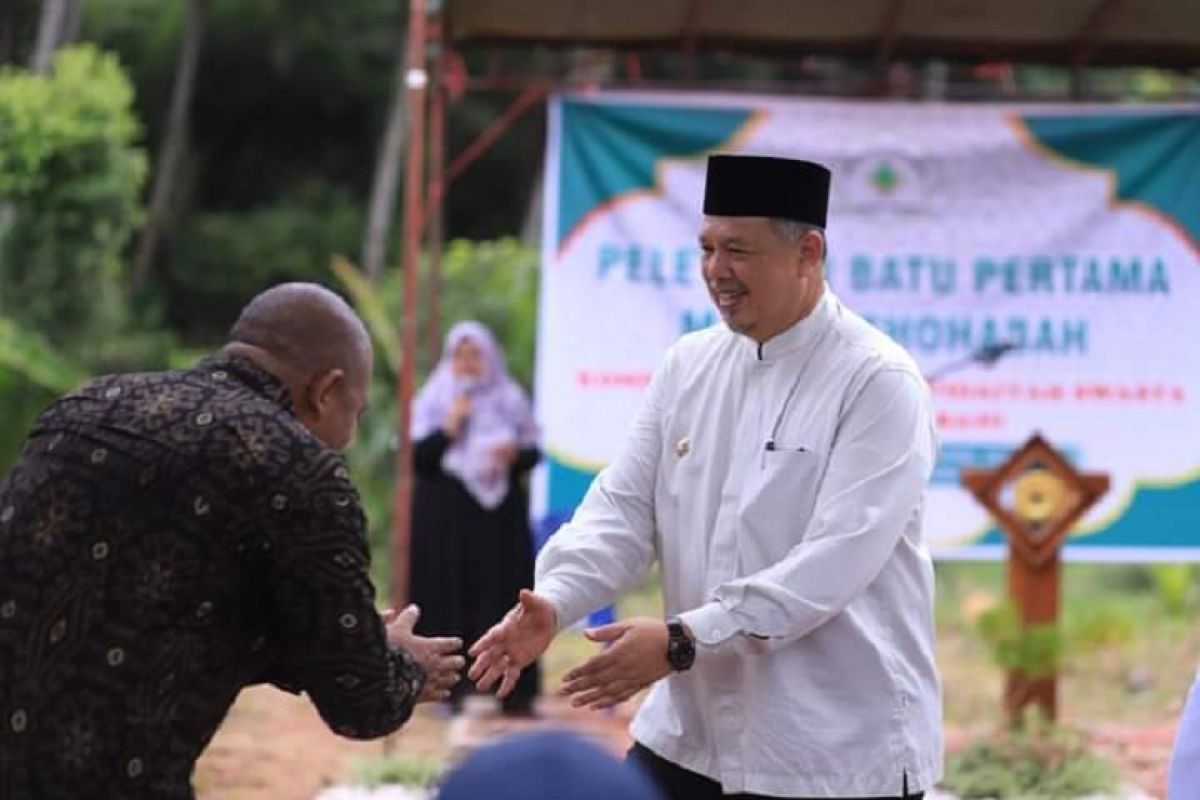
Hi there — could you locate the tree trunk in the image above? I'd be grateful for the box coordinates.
[130,0,206,293]
[29,0,69,74]
[362,31,409,281]
[60,0,81,46]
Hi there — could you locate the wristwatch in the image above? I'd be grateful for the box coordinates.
[665,617,696,671]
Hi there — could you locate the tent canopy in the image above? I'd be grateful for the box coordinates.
[445,0,1200,70]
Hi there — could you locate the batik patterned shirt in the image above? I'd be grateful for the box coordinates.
[0,355,422,799]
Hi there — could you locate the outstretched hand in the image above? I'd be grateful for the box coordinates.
[383,605,465,703]
[560,617,671,710]
[468,589,557,698]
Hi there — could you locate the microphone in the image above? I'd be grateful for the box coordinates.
[974,341,1019,366]
[924,340,1021,385]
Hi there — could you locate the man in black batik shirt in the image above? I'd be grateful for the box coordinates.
[0,283,463,799]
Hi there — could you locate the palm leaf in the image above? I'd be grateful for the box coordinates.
[329,255,400,377]
[0,317,87,392]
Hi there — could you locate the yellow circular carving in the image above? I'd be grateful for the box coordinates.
[1013,468,1066,523]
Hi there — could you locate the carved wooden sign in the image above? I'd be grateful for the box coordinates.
[961,433,1109,723]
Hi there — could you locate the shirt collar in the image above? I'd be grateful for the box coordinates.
[198,353,295,414]
[743,286,836,364]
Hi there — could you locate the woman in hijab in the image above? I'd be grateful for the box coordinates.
[409,321,541,716]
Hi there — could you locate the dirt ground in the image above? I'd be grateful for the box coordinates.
[195,683,1177,800]
[194,685,635,800]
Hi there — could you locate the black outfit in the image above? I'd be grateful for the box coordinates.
[408,429,540,713]
[0,356,423,799]
[628,744,925,800]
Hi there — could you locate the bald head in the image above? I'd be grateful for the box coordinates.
[225,283,373,450]
[227,282,371,382]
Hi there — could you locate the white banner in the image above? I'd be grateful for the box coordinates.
[534,91,1200,560]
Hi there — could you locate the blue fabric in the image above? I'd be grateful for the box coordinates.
[438,730,663,800]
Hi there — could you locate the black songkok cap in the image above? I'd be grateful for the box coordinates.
[702,154,831,228]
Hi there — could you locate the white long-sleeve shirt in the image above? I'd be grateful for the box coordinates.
[536,289,943,797]
[1168,667,1200,799]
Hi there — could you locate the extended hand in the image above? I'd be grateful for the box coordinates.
[384,605,465,703]
[560,617,671,710]
[468,589,557,698]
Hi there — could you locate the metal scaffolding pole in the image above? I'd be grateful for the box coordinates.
[390,0,428,609]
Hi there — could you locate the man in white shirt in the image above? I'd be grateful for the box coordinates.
[470,154,942,799]
[1168,667,1200,799]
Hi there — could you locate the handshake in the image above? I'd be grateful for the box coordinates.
[378,592,557,704]
[384,590,674,710]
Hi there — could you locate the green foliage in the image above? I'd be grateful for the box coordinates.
[0,369,57,474]
[0,44,148,351]
[330,255,400,375]
[437,238,540,387]
[1063,602,1135,654]
[0,317,86,392]
[974,602,1064,679]
[167,184,363,342]
[349,754,442,789]
[1149,564,1197,617]
[943,717,1119,798]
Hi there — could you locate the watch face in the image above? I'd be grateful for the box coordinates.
[668,626,695,670]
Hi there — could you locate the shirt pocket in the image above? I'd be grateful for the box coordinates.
[737,447,823,571]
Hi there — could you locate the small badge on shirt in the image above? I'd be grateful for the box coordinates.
[675,437,691,457]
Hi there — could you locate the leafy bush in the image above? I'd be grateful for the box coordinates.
[974,602,1064,679]
[167,183,364,342]
[1149,564,1197,617]
[943,718,1119,798]
[0,44,148,352]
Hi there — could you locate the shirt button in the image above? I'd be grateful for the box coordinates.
[49,618,67,643]
[1,506,14,523]
[211,370,228,381]
[195,601,214,619]
[107,647,125,667]
[92,541,109,560]
[271,494,288,511]
[195,411,214,426]
[0,600,15,618]
[10,709,27,733]
[339,613,358,630]
[126,757,144,778]
[193,496,210,516]
[90,448,108,464]
[104,386,122,398]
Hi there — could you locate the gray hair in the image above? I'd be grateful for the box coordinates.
[768,218,827,261]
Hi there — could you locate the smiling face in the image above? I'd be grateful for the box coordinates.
[699,216,825,343]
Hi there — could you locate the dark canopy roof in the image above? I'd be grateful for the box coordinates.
[446,0,1200,70]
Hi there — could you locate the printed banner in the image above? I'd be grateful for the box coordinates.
[533,91,1200,561]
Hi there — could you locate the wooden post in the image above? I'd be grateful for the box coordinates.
[962,433,1108,724]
